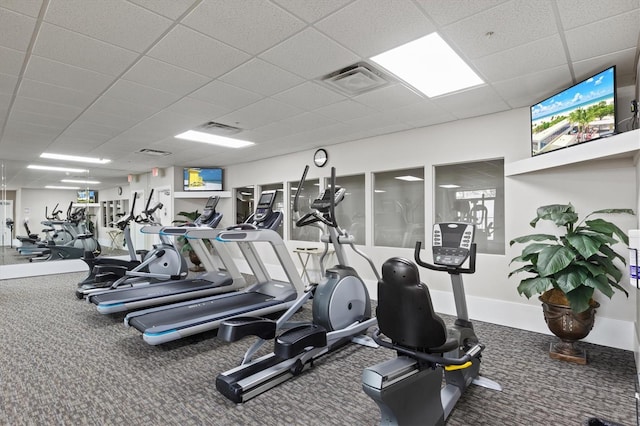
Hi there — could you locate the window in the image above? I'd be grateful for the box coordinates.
[373,167,424,248]
[434,159,504,254]
[234,186,254,225]
[289,178,320,242]
[261,183,284,237]
[328,174,365,245]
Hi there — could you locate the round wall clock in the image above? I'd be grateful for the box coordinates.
[314,149,328,167]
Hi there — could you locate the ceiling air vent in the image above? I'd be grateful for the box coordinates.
[321,62,392,96]
[196,121,242,136]
[136,148,172,157]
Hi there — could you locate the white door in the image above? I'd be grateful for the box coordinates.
[0,200,14,246]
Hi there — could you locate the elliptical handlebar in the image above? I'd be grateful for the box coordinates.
[414,240,477,274]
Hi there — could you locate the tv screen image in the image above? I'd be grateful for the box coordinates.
[530,66,616,156]
[183,168,223,191]
[77,190,96,203]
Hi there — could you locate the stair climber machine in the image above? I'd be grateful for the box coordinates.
[215,166,380,404]
[24,202,101,262]
[76,190,188,299]
[87,195,248,314]
[362,222,501,426]
[123,188,303,345]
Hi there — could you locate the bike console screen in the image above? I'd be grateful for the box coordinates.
[432,222,475,267]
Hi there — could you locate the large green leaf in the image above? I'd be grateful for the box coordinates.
[510,234,557,246]
[508,264,536,277]
[565,234,602,260]
[564,286,595,313]
[584,274,614,298]
[573,260,604,277]
[590,254,622,282]
[599,244,626,264]
[536,245,576,277]
[585,217,631,245]
[555,266,589,293]
[520,243,554,258]
[517,277,553,298]
[530,204,578,228]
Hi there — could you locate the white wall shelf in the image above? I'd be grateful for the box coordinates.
[505,128,640,176]
[174,191,231,199]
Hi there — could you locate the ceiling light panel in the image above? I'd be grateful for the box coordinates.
[175,130,255,148]
[40,152,111,164]
[370,33,484,97]
[28,165,89,173]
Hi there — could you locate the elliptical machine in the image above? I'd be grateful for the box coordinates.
[362,222,501,426]
[216,166,379,403]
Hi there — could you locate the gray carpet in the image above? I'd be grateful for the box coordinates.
[0,270,637,425]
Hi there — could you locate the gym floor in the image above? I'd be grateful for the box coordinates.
[0,256,636,425]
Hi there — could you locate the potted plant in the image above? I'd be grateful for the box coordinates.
[173,210,205,272]
[509,203,633,364]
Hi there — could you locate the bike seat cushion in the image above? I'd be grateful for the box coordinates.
[376,257,448,352]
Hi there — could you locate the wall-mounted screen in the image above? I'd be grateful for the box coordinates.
[77,190,97,203]
[183,167,223,191]
[530,66,616,156]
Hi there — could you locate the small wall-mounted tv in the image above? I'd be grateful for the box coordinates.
[530,66,616,156]
[183,167,223,191]
[77,190,97,203]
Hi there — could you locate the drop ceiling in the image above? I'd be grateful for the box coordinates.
[0,0,638,190]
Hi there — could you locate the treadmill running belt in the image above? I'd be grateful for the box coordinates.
[128,292,282,333]
[89,277,232,305]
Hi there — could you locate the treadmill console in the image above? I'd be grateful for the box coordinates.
[194,196,221,226]
[253,190,277,222]
[311,186,345,212]
[432,222,475,267]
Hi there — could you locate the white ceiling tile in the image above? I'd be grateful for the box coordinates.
[133,110,202,136]
[33,23,139,76]
[3,125,56,144]
[352,84,424,112]
[431,85,510,119]
[103,79,181,109]
[565,10,640,62]
[12,96,84,119]
[219,59,305,97]
[313,99,377,122]
[272,81,346,111]
[272,0,353,23]
[147,25,250,78]
[492,66,573,108]
[163,97,228,122]
[472,34,567,82]
[24,55,115,95]
[556,0,639,30]
[259,28,360,79]
[315,0,435,57]
[0,72,17,95]
[78,108,139,131]
[0,45,25,76]
[269,111,338,135]
[183,0,306,55]
[572,48,638,86]
[443,1,558,59]
[18,78,97,108]
[59,122,116,141]
[388,101,457,128]
[44,0,172,52]
[8,109,70,129]
[217,98,303,129]
[127,0,197,19]
[416,0,508,26]
[0,0,43,17]
[89,96,160,121]
[123,56,210,96]
[4,119,62,136]
[189,80,262,111]
[0,7,36,51]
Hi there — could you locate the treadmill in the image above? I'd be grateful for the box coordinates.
[124,190,305,345]
[88,196,245,314]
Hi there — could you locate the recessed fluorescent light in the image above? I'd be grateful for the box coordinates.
[61,179,100,185]
[395,175,423,182]
[40,152,111,164]
[374,189,386,193]
[45,185,80,190]
[439,184,460,189]
[175,130,254,148]
[370,32,484,97]
[28,165,89,173]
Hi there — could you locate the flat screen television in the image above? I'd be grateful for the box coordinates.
[183,167,223,191]
[77,190,97,203]
[530,66,616,156]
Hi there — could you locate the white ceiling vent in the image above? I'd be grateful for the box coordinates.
[321,62,392,96]
[136,148,171,157]
[196,121,242,136]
